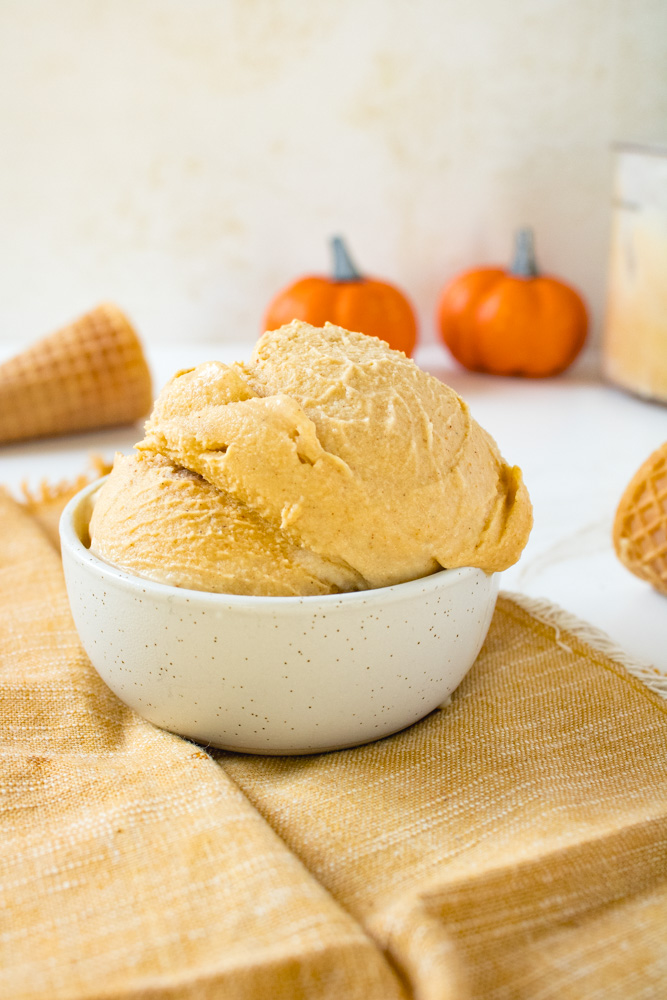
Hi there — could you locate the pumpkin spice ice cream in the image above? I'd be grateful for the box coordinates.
[89,321,532,595]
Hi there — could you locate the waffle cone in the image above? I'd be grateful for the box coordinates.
[0,303,153,444]
[613,441,667,596]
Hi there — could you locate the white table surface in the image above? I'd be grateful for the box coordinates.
[2,342,666,674]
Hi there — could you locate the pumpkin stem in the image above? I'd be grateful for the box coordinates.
[331,236,363,282]
[509,228,539,278]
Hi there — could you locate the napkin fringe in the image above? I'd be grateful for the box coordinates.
[503,591,667,699]
[18,454,111,507]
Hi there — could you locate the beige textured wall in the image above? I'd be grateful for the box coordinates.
[0,0,665,351]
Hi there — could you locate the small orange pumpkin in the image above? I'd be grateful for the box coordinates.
[263,237,418,357]
[437,229,588,377]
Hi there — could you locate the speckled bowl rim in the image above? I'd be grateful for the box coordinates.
[60,476,490,609]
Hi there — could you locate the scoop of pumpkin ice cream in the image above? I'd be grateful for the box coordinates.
[89,321,532,594]
[90,451,365,596]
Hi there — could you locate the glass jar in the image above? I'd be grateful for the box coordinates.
[603,143,667,403]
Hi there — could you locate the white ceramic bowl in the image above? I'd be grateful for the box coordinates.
[60,479,499,755]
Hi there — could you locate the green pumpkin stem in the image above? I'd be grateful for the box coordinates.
[509,228,539,278]
[331,236,363,282]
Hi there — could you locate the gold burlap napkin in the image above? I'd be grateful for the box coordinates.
[2,488,667,1000]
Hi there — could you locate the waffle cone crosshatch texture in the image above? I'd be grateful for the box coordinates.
[614,440,667,595]
[0,303,153,444]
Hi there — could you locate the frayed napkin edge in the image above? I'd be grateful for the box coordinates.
[502,590,667,700]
